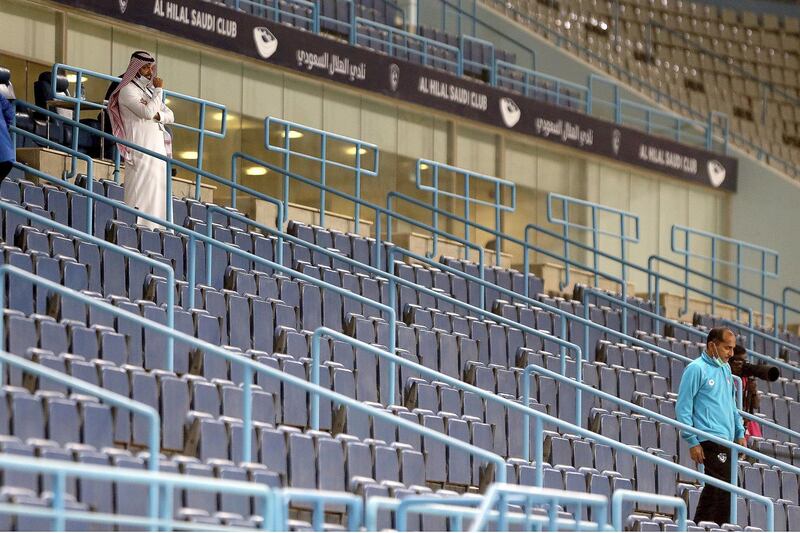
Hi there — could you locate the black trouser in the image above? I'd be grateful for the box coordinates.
[694,440,735,526]
[0,161,11,180]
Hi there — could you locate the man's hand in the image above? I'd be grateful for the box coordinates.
[153,77,164,89]
[689,444,704,464]
[736,437,748,459]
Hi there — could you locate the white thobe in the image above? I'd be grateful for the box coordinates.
[118,80,174,229]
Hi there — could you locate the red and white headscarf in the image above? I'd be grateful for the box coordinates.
[107,50,172,160]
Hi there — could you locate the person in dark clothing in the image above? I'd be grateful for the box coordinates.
[729,345,762,439]
[0,93,14,179]
[676,327,746,526]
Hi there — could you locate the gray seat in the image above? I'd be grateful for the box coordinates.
[287,432,316,489]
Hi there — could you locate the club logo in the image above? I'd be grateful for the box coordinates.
[717,452,728,463]
[119,0,128,13]
[612,129,621,155]
[389,64,400,92]
[253,27,278,60]
[707,160,726,187]
[499,97,521,128]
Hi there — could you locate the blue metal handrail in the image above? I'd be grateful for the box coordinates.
[310,327,580,470]
[647,254,754,330]
[4,159,177,370]
[415,159,515,266]
[522,361,777,528]
[356,17,462,74]
[459,34,496,83]
[13,101,290,246]
[526,207,800,343]
[235,0,319,32]
[273,488,363,531]
[611,490,686,532]
[672,225,780,321]
[200,204,596,411]
[386,190,631,320]
[367,492,611,531]
[0,347,161,528]
[0,452,275,531]
[470,483,609,531]
[0,266,504,489]
[264,116,379,233]
[582,287,800,380]
[722,317,800,360]
[494,60,587,112]
[8,159,396,374]
[231,151,487,290]
[309,328,772,529]
[51,63,227,181]
[783,287,800,330]
[15,100,224,224]
[547,192,640,291]
[431,0,536,71]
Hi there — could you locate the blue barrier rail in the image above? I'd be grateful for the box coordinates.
[431,0,537,71]
[0,452,275,531]
[722,316,800,361]
[495,61,587,112]
[356,17,462,74]
[611,490,687,532]
[274,488,363,531]
[460,34,496,82]
[0,351,161,529]
[235,0,319,32]
[50,63,227,182]
[546,192,640,291]
[8,157,397,378]
[522,361,778,528]
[530,199,800,341]
[0,265,506,493]
[231,150,487,297]
[414,159,515,266]
[470,483,609,531]
[588,74,716,150]
[385,189,632,331]
[783,288,800,331]
[308,328,772,529]
[0,185,177,370]
[581,287,800,380]
[263,116,379,233]
[365,492,612,531]
[671,225,780,321]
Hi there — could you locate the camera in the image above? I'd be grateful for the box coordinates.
[740,362,779,381]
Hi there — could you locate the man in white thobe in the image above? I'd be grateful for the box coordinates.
[107,50,174,229]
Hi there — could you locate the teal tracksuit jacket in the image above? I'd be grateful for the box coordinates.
[676,352,745,447]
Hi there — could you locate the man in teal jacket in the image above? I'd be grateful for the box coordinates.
[677,327,746,526]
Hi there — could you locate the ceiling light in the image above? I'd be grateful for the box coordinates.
[66,74,88,83]
[280,130,304,139]
[179,151,198,160]
[419,163,430,170]
[345,147,368,155]
[245,166,268,176]
[164,98,172,105]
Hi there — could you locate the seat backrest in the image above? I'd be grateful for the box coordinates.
[34,71,70,108]
[0,67,15,100]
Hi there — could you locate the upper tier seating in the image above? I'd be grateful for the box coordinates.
[488,0,800,174]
